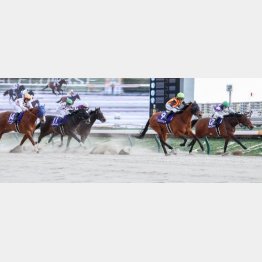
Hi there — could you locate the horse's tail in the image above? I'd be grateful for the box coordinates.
[191,119,198,128]
[3,90,8,96]
[56,99,61,103]
[135,120,150,139]
[41,85,48,91]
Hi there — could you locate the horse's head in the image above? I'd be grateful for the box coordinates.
[37,105,46,123]
[76,93,80,100]
[190,101,202,118]
[60,79,67,85]
[94,107,106,123]
[236,113,254,130]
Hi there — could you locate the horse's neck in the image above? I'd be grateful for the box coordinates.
[25,109,38,122]
[89,112,97,126]
[176,105,192,123]
[69,114,83,126]
[225,116,238,128]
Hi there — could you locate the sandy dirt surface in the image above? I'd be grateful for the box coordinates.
[0,136,262,182]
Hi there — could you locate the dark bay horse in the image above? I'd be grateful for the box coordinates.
[41,79,67,95]
[3,85,25,101]
[50,108,106,148]
[136,102,204,155]
[56,94,81,104]
[0,105,46,152]
[188,113,254,154]
[36,109,90,148]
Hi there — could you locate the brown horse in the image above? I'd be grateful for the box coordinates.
[56,94,81,104]
[0,105,46,152]
[188,112,254,154]
[41,79,67,95]
[136,102,204,155]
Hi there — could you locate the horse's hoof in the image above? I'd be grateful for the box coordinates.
[179,143,185,147]
[171,150,177,155]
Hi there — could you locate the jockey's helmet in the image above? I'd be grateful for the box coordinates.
[222,101,230,107]
[77,102,89,109]
[24,93,32,100]
[176,92,185,99]
[66,97,73,105]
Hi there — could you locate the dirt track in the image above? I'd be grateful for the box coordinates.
[0,140,261,182]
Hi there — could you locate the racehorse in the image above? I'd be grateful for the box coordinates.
[41,79,67,95]
[36,109,90,148]
[188,112,254,154]
[56,93,81,104]
[3,85,25,101]
[66,107,106,147]
[136,102,204,155]
[46,108,106,148]
[0,105,46,153]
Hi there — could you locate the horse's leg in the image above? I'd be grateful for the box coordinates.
[188,132,204,151]
[66,136,73,149]
[25,132,39,153]
[59,135,64,147]
[230,135,247,150]
[189,139,197,153]
[179,137,187,147]
[66,131,82,145]
[223,138,230,153]
[48,133,59,144]
[158,136,168,155]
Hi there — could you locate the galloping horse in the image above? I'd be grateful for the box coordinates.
[188,112,254,154]
[56,94,81,104]
[0,105,46,152]
[136,102,204,155]
[36,109,90,148]
[3,85,25,101]
[41,79,67,95]
[46,108,106,148]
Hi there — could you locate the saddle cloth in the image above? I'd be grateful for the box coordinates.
[157,111,175,124]
[8,112,24,124]
[52,116,66,126]
[208,118,222,128]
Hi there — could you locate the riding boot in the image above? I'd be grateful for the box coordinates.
[215,117,222,127]
[14,113,19,124]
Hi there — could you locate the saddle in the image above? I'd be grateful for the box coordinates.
[157,111,175,124]
[8,112,24,125]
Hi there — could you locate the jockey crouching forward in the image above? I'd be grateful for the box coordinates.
[163,92,185,121]
[57,97,74,117]
[14,93,33,113]
[13,93,33,123]
[211,101,235,127]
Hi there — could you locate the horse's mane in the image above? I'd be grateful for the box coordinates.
[175,102,193,114]
[224,112,243,118]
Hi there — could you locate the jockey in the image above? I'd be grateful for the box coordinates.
[211,101,235,126]
[12,83,20,90]
[14,93,33,113]
[163,92,185,120]
[58,97,74,117]
[53,78,61,87]
[67,89,75,97]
